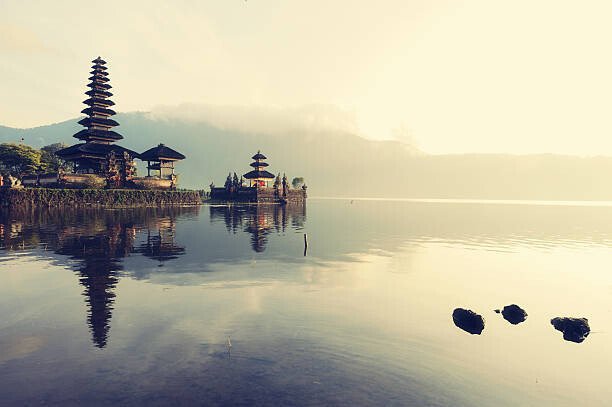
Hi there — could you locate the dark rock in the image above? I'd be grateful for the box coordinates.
[551,317,590,343]
[501,304,527,325]
[452,308,485,335]
[494,309,501,314]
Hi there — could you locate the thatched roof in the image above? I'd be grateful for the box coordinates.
[140,143,186,161]
[252,151,267,160]
[250,161,269,168]
[56,143,139,159]
[81,107,116,117]
[88,75,109,82]
[92,57,106,64]
[85,89,113,98]
[73,129,123,141]
[78,117,119,128]
[243,170,275,179]
[87,82,112,90]
[83,98,115,107]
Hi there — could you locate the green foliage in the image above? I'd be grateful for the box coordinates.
[291,177,305,188]
[0,143,42,176]
[40,143,66,172]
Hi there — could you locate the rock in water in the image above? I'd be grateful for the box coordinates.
[452,308,485,335]
[501,304,528,325]
[551,317,590,343]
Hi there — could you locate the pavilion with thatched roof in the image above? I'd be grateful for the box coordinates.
[140,143,186,179]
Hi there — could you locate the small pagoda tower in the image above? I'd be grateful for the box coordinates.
[56,57,139,175]
[243,151,275,187]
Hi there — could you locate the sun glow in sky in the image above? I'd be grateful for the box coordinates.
[2,0,612,155]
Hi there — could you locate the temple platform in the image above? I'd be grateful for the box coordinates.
[209,186,306,204]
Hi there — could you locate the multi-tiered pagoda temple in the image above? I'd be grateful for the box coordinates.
[50,57,186,190]
[56,57,139,176]
[244,151,275,187]
[210,150,307,203]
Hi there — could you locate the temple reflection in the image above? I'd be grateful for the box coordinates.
[55,221,139,348]
[134,216,186,264]
[0,207,195,348]
[209,204,306,253]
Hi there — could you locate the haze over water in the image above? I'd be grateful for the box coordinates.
[1,199,611,406]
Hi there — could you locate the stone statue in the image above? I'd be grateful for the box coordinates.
[106,151,120,188]
[122,152,136,181]
[7,175,22,189]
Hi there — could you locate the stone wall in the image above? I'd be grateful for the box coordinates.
[132,177,174,190]
[209,186,306,203]
[0,188,201,208]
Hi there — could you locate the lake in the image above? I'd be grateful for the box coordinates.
[0,199,611,406]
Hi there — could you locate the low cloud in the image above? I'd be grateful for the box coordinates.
[147,103,361,137]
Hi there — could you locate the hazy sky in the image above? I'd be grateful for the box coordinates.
[2,0,612,155]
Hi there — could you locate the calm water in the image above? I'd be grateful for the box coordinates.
[1,199,611,406]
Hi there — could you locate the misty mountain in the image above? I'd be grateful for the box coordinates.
[2,112,612,200]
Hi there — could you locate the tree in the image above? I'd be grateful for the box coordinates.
[224,172,232,190]
[0,143,42,177]
[291,177,304,189]
[40,143,66,172]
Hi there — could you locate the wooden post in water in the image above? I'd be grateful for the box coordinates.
[303,233,308,256]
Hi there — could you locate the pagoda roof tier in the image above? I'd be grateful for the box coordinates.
[78,117,120,128]
[250,161,269,168]
[85,89,113,98]
[73,129,123,141]
[83,97,115,107]
[91,64,108,71]
[243,169,275,179]
[87,82,112,90]
[92,57,106,64]
[81,106,117,116]
[56,143,139,159]
[140,143,186,161]
[73,128,123,141]
[89,70,109,76]
[252,151,267,160]
[88,75,110,83]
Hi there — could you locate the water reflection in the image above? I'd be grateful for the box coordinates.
[0,207,196,348]
[3,200,612,349]
[209,204,306,253]
[134,216,186,263]
[2,200,612,405]
[55,223,137,348]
